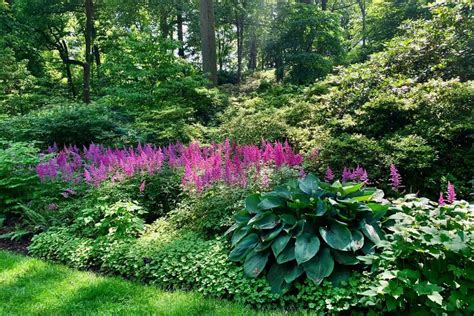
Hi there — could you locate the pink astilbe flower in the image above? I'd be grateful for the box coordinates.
[438,193,445,206]
[139,181,146,193]
[325,167,334,182]
[341,167,352,182]
[447,182,456,203]
[389,164,402,190]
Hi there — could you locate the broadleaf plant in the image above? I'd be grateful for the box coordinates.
[226,174,390,293]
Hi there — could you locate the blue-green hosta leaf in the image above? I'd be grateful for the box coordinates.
[332,249,359,265]
[231,225,250,246]
[271,234,291,257]
[274,186,291,199]
[299,173,319,194]
[303,248,334,285]
[284,264,305,283]
[224,223,240,236]
[229,233,259,262]
[319,222,353,251]
[245,194,261,213]
[254,240,273,252]
[261,225,283,242]
[350,229,365,251]
[244,250,269,278]
[248,211,270,225]
[267,263,289,293]
[252,213,280,229]
[360,219,385,245]
[258,196,284,210]
[280,214,297,225]
[277,240,296,264]
[295,233,320,264]
[234,210,251,224]
[315,200,327,216]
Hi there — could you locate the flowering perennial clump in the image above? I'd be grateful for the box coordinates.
[389,164,402,190]
[36,140,304,191]
[341,166,369,183]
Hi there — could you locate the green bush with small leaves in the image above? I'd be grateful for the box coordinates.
[359,195,474,314]
[226,174,390,293]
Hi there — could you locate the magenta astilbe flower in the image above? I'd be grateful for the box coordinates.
[389,164,402,190]
[438,193,445,206]
[447,182,456,203]
[139,181,146,193]
[341,167,352,182]
[325,167,334,182]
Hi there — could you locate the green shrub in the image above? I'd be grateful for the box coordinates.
[226,174,390,293]
[29,219,371,312]
[0,102,130,148]
[360,195,474,314]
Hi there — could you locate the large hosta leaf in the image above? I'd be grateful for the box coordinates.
[229,233,259,262]
[253,213,280,229]
[360,219,384,245]
[303,247,334,285]
[244,250,269,278]
[267,263,289,293]
[332,249,359,265]
[284,263,305,283]
[350,229,365,251]
[261,225,283,242]
[258,196,284,210]
[295,233,320,264]
[277,240,296,264]
[231,225,250,246]
[245,194,261,213]
[319,222,353,251]
[299,174,319,194]
[271,234,291,257]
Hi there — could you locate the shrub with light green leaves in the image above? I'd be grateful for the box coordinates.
[226,174,390,293]
[359,195,474,314]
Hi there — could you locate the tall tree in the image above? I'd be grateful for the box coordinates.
[83,0,94,103]
[199,0,218,85]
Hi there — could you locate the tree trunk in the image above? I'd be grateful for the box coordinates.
[160,8,171,39]
[248,31,257,71]
[199,0,218,86]
[177,5,185,58]
[321,0,327,10]
[236,15,244,83]
[357,0,366,47]
[83,0,94,104]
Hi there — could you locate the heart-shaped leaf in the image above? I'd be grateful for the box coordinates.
[244,250,269,278]
[319,222,353,251]
[231,225,250,246]
[332,249,359,265]
[258,196,284,210]
[271,234,291,257]
[350,229,365,251]
[299,174,319,194]
[303,247,334,285]
[277,239,296,264]
[229,233,259,262]
[245,194,261,213]
[360,219,384,245]
[253,213,280,230]
[284,264,305,283]
[295,233,320,264]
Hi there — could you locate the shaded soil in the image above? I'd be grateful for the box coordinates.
[0,224,31,255]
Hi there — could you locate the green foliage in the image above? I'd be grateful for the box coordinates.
[29,218,371,312]
[100,31,227,145]
[226,174,389,293]
[359,195,474,314]
[266,4,345,84]
[0,102,130,148]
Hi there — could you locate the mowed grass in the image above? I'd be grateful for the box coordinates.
[0,250,293,316]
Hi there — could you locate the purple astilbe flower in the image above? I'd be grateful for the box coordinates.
[359,169,369,184]
[447,182,456,203]
[139,181,146,193]
[341,167,352,182]
[438,193,445,206]
[325,167,334,182]
[389,164,402,190]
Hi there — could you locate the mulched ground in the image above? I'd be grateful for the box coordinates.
[0,224,31,255]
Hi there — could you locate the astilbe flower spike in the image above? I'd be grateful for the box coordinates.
[447,182,456,203]
[389,164,402,190]
[324,167,334,182]
[438,193,445,206]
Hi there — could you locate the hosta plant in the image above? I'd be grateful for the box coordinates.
[226,174,390,293]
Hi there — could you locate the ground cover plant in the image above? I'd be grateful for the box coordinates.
[0,0,473,314]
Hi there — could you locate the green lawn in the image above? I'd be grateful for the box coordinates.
[0,250,289,316]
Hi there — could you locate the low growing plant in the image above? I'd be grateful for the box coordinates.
[226,174,390,292]
[359,195,474,314]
